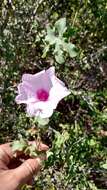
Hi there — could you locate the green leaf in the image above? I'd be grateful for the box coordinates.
[12,139,27,152]
[43,18,77,63]
[55,44,64,63]
[25,144,37,157]
[55,18,67,36]
[64,42,77,57]
[88,182,97,190]
[88,139,96,146]
[63,131,69,141]
[45,26,56,45]
[101,161,107,169]
[55,53,65,63]
[47,150,53,158]
[37,117,49,126]
[55,131,64,148]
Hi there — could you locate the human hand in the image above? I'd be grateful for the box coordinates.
[0,142,48,190]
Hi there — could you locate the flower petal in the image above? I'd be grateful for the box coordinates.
[39,107,53,118]
[49,80,70,108]
[15,83,27,104]
[15,67,70,118]
[26,103,37,116]
[26,101,54,118]
[22,70,52,92]
[22,70,45,82]
[15,82,36,104]
[46,66,55,77]
[46,66,65,87]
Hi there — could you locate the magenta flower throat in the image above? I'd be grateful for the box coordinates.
[36,89,49,101]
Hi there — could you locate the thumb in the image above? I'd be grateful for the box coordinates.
[13,158,41,185]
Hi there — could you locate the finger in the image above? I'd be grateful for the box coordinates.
[0,143,13,165]
[13,157,41,184]
[27,177,34,186]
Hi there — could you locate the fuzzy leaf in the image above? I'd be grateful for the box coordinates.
[64,42,77,57]
[55,52,65,63]
[55,18,67,36]
[47,150,53,158]
[37,117,49,126]
[102,162,107,169]
[12,139,27,152]
[45,26,56,45]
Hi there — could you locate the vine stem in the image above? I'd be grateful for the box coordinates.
[72,11,78,27]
